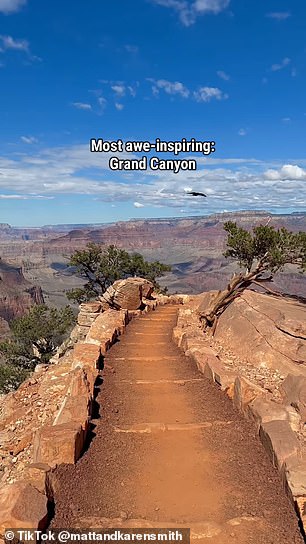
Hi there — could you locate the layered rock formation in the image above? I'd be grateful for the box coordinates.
[173,290,306,534]
[1,285,306,536]
[0,260,44,324]
[100,277,154,310]
[1,212,306,298]
[0,287,183,533]
[198,290,306,378]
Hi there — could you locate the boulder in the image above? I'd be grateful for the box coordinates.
[248,397,288,429]
[85,309,128,350]
[33,423,85,467]
[281,374,306,423]
[24,463,51,495]
[205,290,306,378]
[77,302,101,327]
[100,277,154,310]
[259,420,301,469]
[72,343,101,370]
[0,482,48,533]
[234,377,266,413]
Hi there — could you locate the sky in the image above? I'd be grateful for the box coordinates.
[0,0,306,226]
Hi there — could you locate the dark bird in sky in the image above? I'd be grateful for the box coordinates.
[186,191,207,197]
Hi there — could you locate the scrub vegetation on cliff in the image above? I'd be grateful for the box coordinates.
[0,305,74,393]
[66,243,171,303]
[200,222,306,333]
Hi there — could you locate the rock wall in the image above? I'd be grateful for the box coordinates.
[173,290,306,534]
[0,292,183,535]
[0,260,44,323]
[198,290,306,377]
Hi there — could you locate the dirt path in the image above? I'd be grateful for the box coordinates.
[51,306,303,543]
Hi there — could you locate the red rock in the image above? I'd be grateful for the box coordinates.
[0,482,48,533]
[248,396,288,430]
[79,302,101,313]
[24,463,51,494]
[13,430,33,456]
[33,423,85,467]
[259,420,301,469]
[281,374,306,423]
[54,394,91,430]
[210,291,306,378]
[86,309,127,347]
[100,277,154,310]
[72,343,102,370]
[234,377,266,413]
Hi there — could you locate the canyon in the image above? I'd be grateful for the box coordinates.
[0,211,306,316]
[0,260,44,334]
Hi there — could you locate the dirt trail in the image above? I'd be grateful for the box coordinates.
[51,306,303,543]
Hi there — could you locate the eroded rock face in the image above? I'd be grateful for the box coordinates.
[0,260,44,323]
[0,482,48,532]
[100,277,154,311]
[281,374,306,423]
[198,290,306,377]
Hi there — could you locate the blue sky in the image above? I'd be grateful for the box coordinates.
[0,0,305,226]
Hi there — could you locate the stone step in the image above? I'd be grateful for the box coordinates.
[108,356,180,362]
[113,421,234,433]
[122,342,170,347]
[134,332,169,335]
[118,378,206,385]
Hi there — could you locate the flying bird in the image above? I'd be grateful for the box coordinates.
[186,191,207,197]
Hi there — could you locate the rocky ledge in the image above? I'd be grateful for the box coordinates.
[0,278,186,535]
[173,289,306,534]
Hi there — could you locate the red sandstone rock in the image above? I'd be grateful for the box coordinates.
[85,309,128,348]
[281,374,306,423]
[33,423,85,467]
[234,376,266,413]
[13,430,33,456]
[72,343,101,370]
[0,482,48,533]
[259,420,301,469]
[24,463,51,494]
[205,290,306,378]
[248,396,288,429]
[100,277,154,310]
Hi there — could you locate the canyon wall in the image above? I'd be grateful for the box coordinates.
[0,260,44,324]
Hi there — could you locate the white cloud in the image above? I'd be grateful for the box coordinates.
[128,85,137,97]
[98,97,107,112]
[217,70,230,81]
[134,202,145,208]
[150,79,190,98]
[0,0,26,13]
[266,12,291,21]
[72,102,92,111]
[21,136,38,144]
[1,145,306,213]
[271,57,291,72]
[238,128,247,136]
[0,194,53,200]
[111,84,126,97]
[194,86,228,102]
[0,35,29,52]
[281,117,291,123]
[264,164,306,181]
[194,0,230,14]
[151,0,230,26]
[115,103,124,111]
